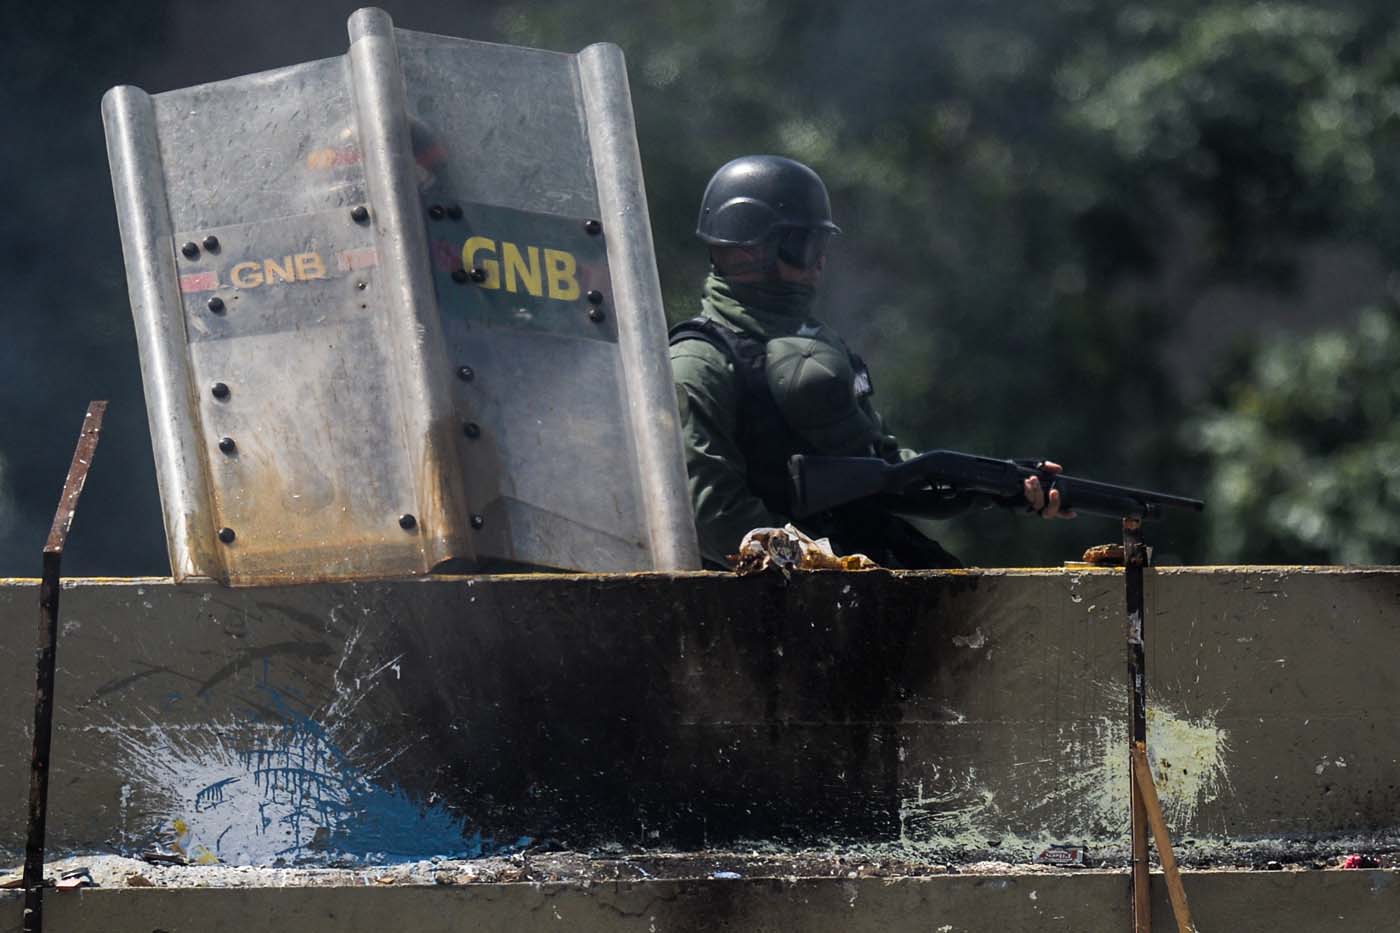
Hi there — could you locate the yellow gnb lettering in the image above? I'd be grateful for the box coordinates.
[229,253,330,289]
[294,252,327,280]
[463,237,500,289]
[264,256,296,285]
[463,236,582,301]
[503,243,543,297]
[544,249,579,301]
[230,261,263,288]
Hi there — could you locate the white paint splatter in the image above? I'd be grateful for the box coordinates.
[1145,703,1233,828]
[897,682,1231,853]
[104,621,476,866]
[898,770,997,844]
[951,628,987,649]
[1316,755,1347,774]
[937,706,968,725]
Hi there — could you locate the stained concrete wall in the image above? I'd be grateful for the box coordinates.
[5,870,1399,933]
[0,568,1395,865]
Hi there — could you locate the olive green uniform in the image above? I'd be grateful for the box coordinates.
[671,274,906,566]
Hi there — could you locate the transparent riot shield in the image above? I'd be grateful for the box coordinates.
[103,7,699,584]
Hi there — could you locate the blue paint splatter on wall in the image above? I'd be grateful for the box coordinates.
[121,652,529,865]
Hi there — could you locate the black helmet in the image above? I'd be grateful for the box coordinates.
[696,155,841,252]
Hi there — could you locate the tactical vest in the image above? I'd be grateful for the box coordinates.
[669,317,814,517]
[670,316,964,570]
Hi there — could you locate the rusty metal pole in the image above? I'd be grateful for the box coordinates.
[23,402,108,933]
[1124,515,1151,933]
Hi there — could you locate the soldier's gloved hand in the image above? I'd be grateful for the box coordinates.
[1023,461,1075,519]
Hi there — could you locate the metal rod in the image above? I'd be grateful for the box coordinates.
[23,401,108,933]
[1124,515,1150,933]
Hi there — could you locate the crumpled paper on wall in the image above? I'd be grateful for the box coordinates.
[731,525,879,576]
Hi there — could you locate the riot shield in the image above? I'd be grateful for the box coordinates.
[103,8,699,584]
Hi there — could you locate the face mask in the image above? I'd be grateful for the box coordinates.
[724,278,818,316]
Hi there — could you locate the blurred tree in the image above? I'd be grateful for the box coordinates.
[1190,303,1400,563]
[1071,2,1400,282]
[1070,2,1400,563]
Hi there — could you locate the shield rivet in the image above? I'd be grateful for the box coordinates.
[351,205,370,223]
[468,267,486,283]
[588,307,606,323]
[207,296,225,313]
[457,366,475,382]
[211,382,230,400]
[181,241,200,259]
[428,204,445,220]
[587,290,604,305]
[218,527,236,544]
[218,436,236,454]
[584,219,602,235]
[202,235,220,252]
[463,422,481,439]
[399,513,418,530]
[447,204,463,220]
[470,514,485,530]
[451,268,468,284]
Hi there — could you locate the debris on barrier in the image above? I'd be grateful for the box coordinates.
[733,525,878,576]
[1034,845,1086,868]
[141,848,188,867]
[55,867,93,890]
[1080,543,1124,565]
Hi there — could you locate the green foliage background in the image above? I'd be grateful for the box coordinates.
[2,0,1397,571]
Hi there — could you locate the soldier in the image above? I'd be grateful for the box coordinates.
[669,155,1070,569]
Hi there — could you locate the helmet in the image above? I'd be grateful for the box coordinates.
[696,155,841,267]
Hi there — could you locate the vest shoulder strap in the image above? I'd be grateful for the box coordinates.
[669,316,805,513]
[668,317,769,400]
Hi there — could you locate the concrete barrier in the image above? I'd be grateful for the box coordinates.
[0,567,1395,865]
[5,869,1399,933]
